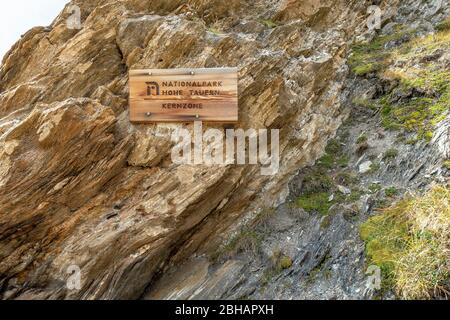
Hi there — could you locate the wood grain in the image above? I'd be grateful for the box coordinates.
[129,68,238,123]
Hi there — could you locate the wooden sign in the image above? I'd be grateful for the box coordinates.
[129,68,238,122]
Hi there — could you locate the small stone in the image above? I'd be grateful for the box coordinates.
[337,185,351,195]
[359,161,373,174]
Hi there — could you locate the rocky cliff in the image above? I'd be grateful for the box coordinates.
[0,0,448,300]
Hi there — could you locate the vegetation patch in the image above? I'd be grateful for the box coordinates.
[444,159,450,170]
[296,138,363,215]
[296,192,332,215]
[301,168,333,194]
[261,249,293,285]
[350,23,450,141]
[320,215,332,229]
[307,254,332,283]
[252,207,276,232]
[207,27,222,35]
[384,186,398,197]
[259,19,278,29]
[357,134,368,144]
[335,171,359,185]
[383,148,399,161]
[348,190,363,202]
[436,17,450,31]
[349,26,413,76]
[360,185,450,299]
[352,97,377,110]
[369,183,382,193]
[317,139,348,169]
[369,162,381,173]
[379,74,449,141]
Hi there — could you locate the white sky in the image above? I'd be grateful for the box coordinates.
[0,1,68,60]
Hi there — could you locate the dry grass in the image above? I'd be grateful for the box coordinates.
[360,185,450,299]
[376,28,450,140]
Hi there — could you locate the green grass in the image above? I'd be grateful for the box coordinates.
[301,168,333,194]
[210,207,277,262]
[357,134,368,144]
[296,192,332,215]
[279,255,293,269]
[320,215,332,229]
[296,136,363,215]
[317,139,348,169]
[337,155,349,167]
[353,97,378,111]
[379,90,449,141]
[207,27,222,35]
[349,26,413,76]
[335,171,359,185]
[325,139,342,154]
[259,19,278,28]
[251,207,276,233]
[369,162,381,173]
[360,185,450,299]
[348,190,363,202]
[406,138,418,145]
[317,153,334,169]
[369,183,382,193]
[353,63,380,76]
[350,23,450,141]
[383,148,399,161]
[444,159,450,170]
[385,186,398,197]
[436,17,450,31]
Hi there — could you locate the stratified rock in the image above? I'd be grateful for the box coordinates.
[0,0,375,299]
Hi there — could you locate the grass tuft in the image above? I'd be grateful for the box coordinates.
[261,249,293,285]
[217,228,262,259]
[444,159,450,170]
[259,19,278,29]
[357,134,368,144]
[360,185,450,299]
[383,148,399,161]
[296,192,331,215]
[436,17,450,31]
[385,186,398,197]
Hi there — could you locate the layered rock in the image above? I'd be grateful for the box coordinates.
[0,0,416,299]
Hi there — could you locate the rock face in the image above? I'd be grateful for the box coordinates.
[0,0,368,300]
[0,0,448,300]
